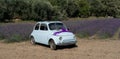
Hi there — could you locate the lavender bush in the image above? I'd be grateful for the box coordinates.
[0,18,120,42]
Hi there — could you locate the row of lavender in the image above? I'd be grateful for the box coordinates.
[0,18,120,42]
[63,18,120,38]
[0,23,34,42]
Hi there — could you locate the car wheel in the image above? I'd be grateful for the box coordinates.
[31,37,36,45]
[71,44,77,47]
[49,40,56,50]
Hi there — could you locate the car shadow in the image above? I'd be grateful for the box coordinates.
[35,43,78,50]
[35,43,50,47]
[57,45,78,50]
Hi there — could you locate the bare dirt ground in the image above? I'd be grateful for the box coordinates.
[0,39,120,59]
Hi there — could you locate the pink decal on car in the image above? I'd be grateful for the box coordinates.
[53,28,69,35]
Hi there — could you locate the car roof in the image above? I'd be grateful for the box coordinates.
[37,21,62,24]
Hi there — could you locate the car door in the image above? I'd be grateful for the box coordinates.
[33,23,40,42]
[38,23,49,44]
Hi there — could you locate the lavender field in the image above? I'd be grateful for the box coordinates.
[0,18,120,42]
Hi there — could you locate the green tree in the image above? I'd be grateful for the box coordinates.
[0,0,6,22]
[48,0,68,19]
[0,0,120,22]
[33,0,53,21]
[101,0,120,17]
[77,0,90,17]
[89,0,105,16]
[89,0,120,17]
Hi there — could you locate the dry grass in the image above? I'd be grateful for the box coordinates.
[0,38,120,59]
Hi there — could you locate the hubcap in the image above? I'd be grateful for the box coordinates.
[50,41,56,50]
[31,38,35,44]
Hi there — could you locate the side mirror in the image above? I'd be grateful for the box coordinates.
[67,28,70,31]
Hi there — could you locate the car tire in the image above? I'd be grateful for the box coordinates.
[49,40,56,50]
[71,44,77,47]
[31,37,36,45]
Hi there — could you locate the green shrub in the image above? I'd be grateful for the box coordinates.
[118,33,120,39]
[113,28,120,40]
[77,32,90,38]
[0,34,4,40]
[97,32,112,39]
[4,34,23,43]
[115,15,120,18]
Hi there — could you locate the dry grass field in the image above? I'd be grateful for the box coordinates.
[0,38,120,59]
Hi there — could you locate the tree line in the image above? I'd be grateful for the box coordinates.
[0,0,120,22]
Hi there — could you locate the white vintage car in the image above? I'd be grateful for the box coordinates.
[30,21,77,50]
